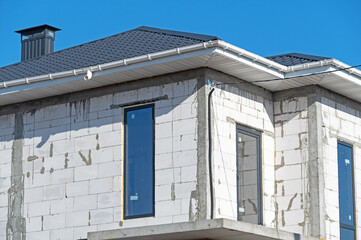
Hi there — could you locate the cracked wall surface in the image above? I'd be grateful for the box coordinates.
[273,95,310,235]
[207,70,276,228]
[0,69,209,240]
[320,90,361,240]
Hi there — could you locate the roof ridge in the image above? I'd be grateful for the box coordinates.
[136,26,219,42]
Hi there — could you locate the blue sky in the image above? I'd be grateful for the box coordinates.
[0,0,360,68]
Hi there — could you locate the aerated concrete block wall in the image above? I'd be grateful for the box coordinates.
[3,67,361,240]
[321,92,361,240]
[207,71,276,228]
[273,95,309,235]
[0,70,209,240]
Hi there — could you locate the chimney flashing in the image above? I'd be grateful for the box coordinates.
[15,24,61,35]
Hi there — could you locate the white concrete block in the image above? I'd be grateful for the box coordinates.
[66,211,89,227]
[66,181,89,197]
[155,122,172,139]
[74,135,98,151]
[98,161,121,178]
[92,147,114,164]
[98,131,121,148]
[155,200,181,217]
[173,150,197,167]
[26,230,50,240]
[89,95,112,112]
[155,153,173,170]
[28,201,50,217]
[155,168,173,186]
[113,90,137,105]
[73,225,97,240]
[113,176,122,192]
[24,187,43,203]
[90,208,113,225]
[172,134,197,152]
[52,140,74,156]
[155,184,172,201]
[0,178,10,193]
[0,193,7,207]
[172,214,188,223]
[43,184,66,200]
[174,182,197,199]
[51,168,74,185]
[51,198,73,214]
[74,195,98,212]
[26,217,42,232]
[74,165,97,181]
[0,207,7,221]
[155,137,173,154]
[90,177,113,194]
[43,213,65,230]
[155,106,173,124]
[98,192,122,208]
[0,167,12,188]
[88,117,113,135]
[180,165,197,183]
[172,118,197,137]
[50,228,74,240]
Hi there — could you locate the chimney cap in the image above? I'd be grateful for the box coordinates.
[15,24,61,35]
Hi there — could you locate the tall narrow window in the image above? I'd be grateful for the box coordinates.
[236,125,262,225]
[124,104,154,219]
[337,141,355,239]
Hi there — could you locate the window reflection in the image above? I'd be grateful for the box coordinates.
[124,104,154,219]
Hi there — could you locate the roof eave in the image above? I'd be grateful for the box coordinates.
[0,40,360,106]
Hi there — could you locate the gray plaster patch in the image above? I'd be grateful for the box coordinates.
[79,150,92,165]
[6,112,26,240]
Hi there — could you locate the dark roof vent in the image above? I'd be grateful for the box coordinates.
[15,24,61,62]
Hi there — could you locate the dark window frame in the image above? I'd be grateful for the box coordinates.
[337,140,356,239]
[236,124,263,225]
[123,103,155,220]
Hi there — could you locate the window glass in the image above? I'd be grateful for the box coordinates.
[337,141,355,240]
[340,227,355,239]
[237,126,262,225]
[124,105,154,219]
[337,142,354,226]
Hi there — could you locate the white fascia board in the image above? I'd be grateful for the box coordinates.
[213,48,285,79]
[284,66,334,79]
[94,48,215,77]
[0,48,215,98]
[287,58,361,78]
[0,74,84,96]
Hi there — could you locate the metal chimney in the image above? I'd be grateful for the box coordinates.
[15,24,61,61]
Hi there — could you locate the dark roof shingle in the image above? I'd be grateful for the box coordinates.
[0,26,218,82]
[266,53,329,66]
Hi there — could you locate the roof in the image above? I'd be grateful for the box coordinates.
[266,53,329,66]
[0,26,218,82]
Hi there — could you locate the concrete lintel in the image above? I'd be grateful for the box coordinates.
[87,218,318,240]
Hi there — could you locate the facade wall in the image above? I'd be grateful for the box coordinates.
[0,115,14,240]
[2,67,361,240]
[321,93,361,240]
[208,72,276,228]
[273,96,309,235]
[0,74,203,240]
